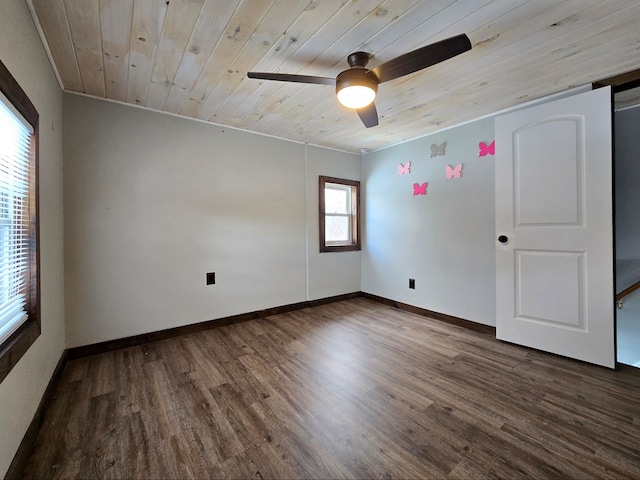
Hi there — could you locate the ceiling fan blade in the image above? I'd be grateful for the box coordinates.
[247,72,336,85]
[357,102,378,128]
[371,34,471,84]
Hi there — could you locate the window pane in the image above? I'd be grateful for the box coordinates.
[319,175,359,253]
[0,95,31,346]
[0,59,40,384]
[325,185,349,214]
[325,215,350,242]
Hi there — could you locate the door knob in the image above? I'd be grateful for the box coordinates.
[498,235,508,244]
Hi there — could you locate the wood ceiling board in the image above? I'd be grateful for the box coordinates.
[144,0,205,110]
[482,8,640,88]
[372,0,636,127]
[282,98,370,141]
[211,3,352,124]
[161,0,238,114]
[233,0,396,130]
[219,1,358,126]
[256,1,352,71]
[365,0,494,65]
[372,0,616,115]
[251,83,334,136]
[193,1,314,122]
[235,0,462,131]
[241,0,517,137]
[207,0,379,126]
[390,30,639,146]
[30,0,83,92]
[177,0,277,118]
[245,95,338,141]
[350,0,459,57]
[99,0,134,102]
[294,0,428,72]
[381,0,609,101]
[456,0,546,43]
[294,42,615,151]
[246,70,357,134]
[28,0,640,152]
[127,0,167,105]
[63,0,105,97]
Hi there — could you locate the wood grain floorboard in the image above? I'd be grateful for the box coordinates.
[21,297,640,479]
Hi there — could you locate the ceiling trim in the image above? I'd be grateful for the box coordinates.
[25,0,65,92]
[64,90,358,155]
[364,84,593,155]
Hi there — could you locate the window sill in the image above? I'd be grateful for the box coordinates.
[320,244,361,252]
[0,319,40,383]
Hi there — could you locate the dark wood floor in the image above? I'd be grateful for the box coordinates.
[22,298,640,479]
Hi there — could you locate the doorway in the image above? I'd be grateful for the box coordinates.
[614,86,640,367]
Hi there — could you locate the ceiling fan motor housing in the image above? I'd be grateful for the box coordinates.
[335,68,379,109]
[335,68,379,95]
[347,51,372,68]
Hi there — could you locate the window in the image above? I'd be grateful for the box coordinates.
[319,176,360,252]
[0,60,40,383]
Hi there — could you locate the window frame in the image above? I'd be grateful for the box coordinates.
[0,60,40,384]
[319,175,360,252]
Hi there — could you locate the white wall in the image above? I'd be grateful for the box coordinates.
[0,0,66,476]
[615,105,640,291]
[306,145,361,300]
[361,119,496,326]
[64,95,361,347]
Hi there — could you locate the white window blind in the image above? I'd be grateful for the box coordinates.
[0,93,33,345]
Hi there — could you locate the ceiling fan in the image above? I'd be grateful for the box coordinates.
[247,34,472,128]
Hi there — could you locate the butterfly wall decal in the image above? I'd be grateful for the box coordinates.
[397,162,411,176]
[413,182,428,196]
[478,140,495,157]
[430,141,446,157]
[445,163,463,179]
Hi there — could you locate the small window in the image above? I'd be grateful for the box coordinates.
[0,60,40,384]
[319,176,360,252]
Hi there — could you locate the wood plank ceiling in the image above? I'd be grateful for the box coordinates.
[26,0,640,153]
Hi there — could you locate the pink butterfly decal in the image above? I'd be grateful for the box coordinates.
[413,182,427,196]
[479,140,495,157]
[445,163,462,179]
[397,162,411,176]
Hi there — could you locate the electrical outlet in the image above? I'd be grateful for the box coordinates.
[409,278,415,289]
[206,272,216,285]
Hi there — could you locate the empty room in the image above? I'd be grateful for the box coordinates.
[1,0,640,478]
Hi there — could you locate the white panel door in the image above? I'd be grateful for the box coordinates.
[495,87,614,368]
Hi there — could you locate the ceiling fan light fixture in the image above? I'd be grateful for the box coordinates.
[337,85,376,109]
[336,69,378,109]
[247,34,472,127]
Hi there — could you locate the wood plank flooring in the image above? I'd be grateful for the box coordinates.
[22,298,640,479]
